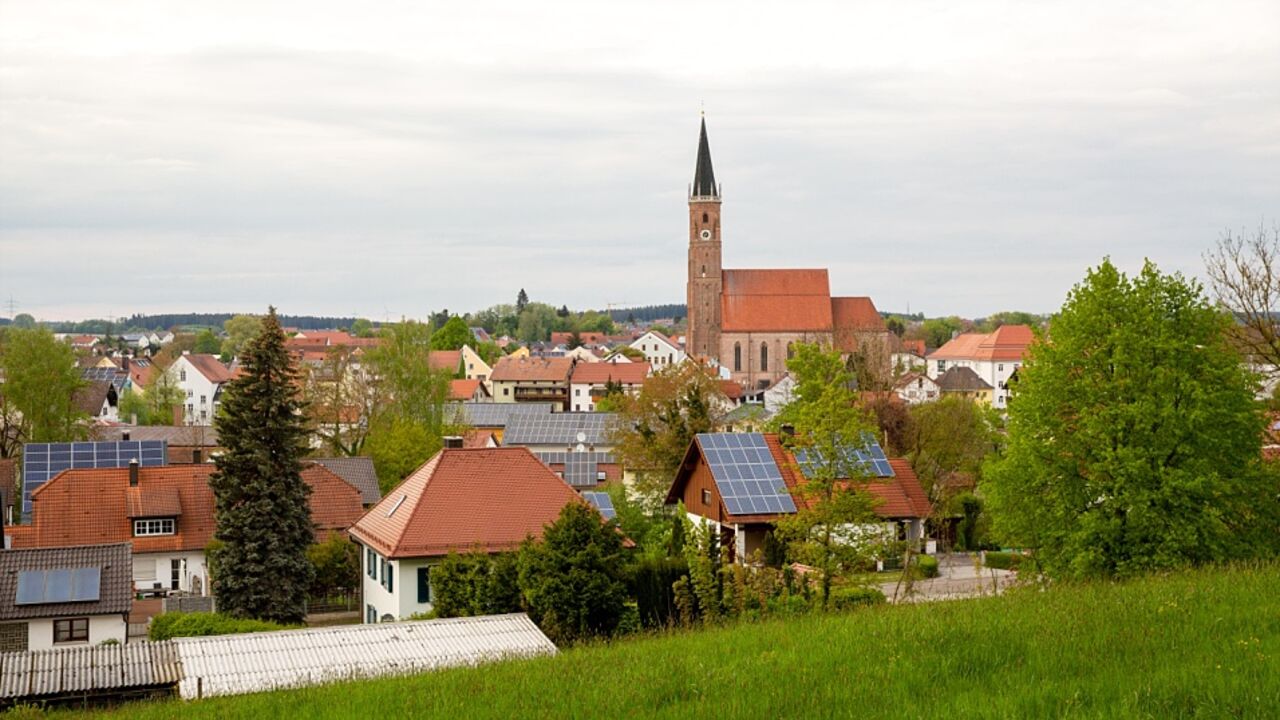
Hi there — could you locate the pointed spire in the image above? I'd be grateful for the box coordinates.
[691,115,719,199]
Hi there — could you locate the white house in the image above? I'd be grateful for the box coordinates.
[926,325,1033,409]
[630,331,685,368]
[894,373,941,405]
[0,543,132,651]
[460,345,493,385]
[348,446,587,622]
[170,353,235,425]
[568,361,650,412]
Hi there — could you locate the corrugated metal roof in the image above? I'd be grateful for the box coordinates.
[0,641,182,700]
[174,613,556,699]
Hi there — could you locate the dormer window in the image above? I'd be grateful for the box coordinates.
[134,518,175,536]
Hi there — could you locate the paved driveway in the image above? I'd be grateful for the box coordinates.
[878,553,1017,603]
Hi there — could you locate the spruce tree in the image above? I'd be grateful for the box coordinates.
[210,307,315,622]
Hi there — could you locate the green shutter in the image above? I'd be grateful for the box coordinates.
[417,567,430,604]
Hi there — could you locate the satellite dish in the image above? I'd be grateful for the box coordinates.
[576,431,586,443]
[576,443,586,452]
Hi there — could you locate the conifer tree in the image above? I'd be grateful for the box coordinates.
[210,307,314,622]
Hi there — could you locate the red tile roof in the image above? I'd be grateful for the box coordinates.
[348,448,585,558]
[721,269,834,332]
[570,362,650,385]
[449,378,486,401]
[20,464,364,552]
[831,297,885,331]
[490,356,575,383]
[463,429,498,448]
[550,332,610,346]
[184,354,235,383]
[428,350,462,373]
[929,325,1034,362]
[720,380,744,400]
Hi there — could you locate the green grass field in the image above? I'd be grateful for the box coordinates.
[57,563,1280,719]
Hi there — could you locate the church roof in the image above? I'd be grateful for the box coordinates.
[721,269,834,333]
[691,117,719,199]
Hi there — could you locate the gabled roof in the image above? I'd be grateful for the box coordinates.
[0,543,133,620]
[73,381,114,415]
[549,332,610,347]
[348,448,584,558]
[311,457,382,505]
[721,269,834,333]
[928,325,1034,362]
[490,356,574,383]
[831,296,886,352]
[449,378,488,401]
[936,366,994,392]
[428,350,462,373]
[631,330,681,352]
[570,361,650,385]
[894,372,939,391]
[21,464,364,552]
[183,354,235,384]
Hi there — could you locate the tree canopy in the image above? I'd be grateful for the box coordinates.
[983,259,1279,579]
[430,316,473,351]
[0,327,87,448]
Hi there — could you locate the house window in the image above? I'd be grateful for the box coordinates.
[701,488,711,506]
[133,518,175,536]
[53,618,89,644]
[171,559,181,590]
[760,343,769,372]
[186,389,193,398]
[733,343,742,372]
[575,388,581,396]
[383,563,394,593]
[998,364,1003,372]
[417,567,432,604]
[596,471,607,482]
[367,549,377,579]
[936,360,946,372]
[379,557,386,586]
[503,388,510,396]
[179,370,186,381]
[200,395,206,404]
[366,604,376,624]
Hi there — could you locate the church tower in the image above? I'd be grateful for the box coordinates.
[687,116,723,362]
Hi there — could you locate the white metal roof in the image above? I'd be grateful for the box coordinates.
[174,613,556,699]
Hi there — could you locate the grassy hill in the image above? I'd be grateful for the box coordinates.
[60,563,1280,719]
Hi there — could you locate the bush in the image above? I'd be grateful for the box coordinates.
[627,556,688,628]
[914,555,940,578]
[983,551,1024,570]
[828,586,886,611]
[148,612,299,641]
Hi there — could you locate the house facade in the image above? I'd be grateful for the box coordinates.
[0,543,132,651]
[489,356,575,410]
[894,373,941,405]
[629,331,685,368]
[348,447,587,622]
[926,325,1033,409]
[568,361,650,412]
[935,366,995,405]
[170,354,235,425]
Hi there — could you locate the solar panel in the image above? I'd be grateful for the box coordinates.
[504,412,618,447]
[80,366,129,391]
[22,440,169,516]
[14,567,102,605]
[792,432,896,479]
[697,433,797,516]
[581,491,617,520]
[449,402,554,428]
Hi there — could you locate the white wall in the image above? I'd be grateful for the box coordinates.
[133,551,209,596]
[631,332,685,368]
[927,358,1021,408]
[26,615,127,651]
[171,356,221,425]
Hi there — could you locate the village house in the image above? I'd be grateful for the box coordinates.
[0,542,133,651]
[666,432,931,564]
[460,345,493,385]
[13,462,364,597]
[894,372,941,405]
[925,325,1033,409]
[449,378,492,402]
[489,356,576,411]
[448,402,555,444]
[568,361,650,412]
[170,353,236,425]
[935,366,995,405]
[629,330,685,368]
[347,445,588,623]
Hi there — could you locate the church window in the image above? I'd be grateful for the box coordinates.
[760,343,769,372]
[702,212,709,223]
[787,342,795,360]
[734,343,742,372]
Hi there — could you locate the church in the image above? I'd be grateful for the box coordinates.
[685,118,890,391]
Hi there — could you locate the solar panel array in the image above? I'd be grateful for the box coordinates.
[534,451,615,487]
[15,567,102,605]
[449,402,554,427]
[581,491,616,520]
[697,433,797,516]
[22,440,168,515]
[80,366,129,391]
[793,433,895,479]
[504,412,618,447]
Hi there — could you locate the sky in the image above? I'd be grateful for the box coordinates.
[1,0,1277,322]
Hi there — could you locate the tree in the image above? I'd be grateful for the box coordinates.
[220,314,263,361]
[193,329,221,355]
[917,316,967,349]
[906,396,999,501]
[977,311,1044,333]
[517,503,628,644]
[118,390,150,426]
[430,316,472,351]
[516,288,529,314]
[301,345,381,457]
[567,330,583,350]
[142,362,185,425]
[516,303,558,343]
[209,307,314,623]
[0,327,87,445]
[770,343,882,607]
[351,318,374,338]
[308,532,360,601]
[1204,224,1280,380]
[608,362,725,507]
[11,314,36,329]
[983,259,1278,579]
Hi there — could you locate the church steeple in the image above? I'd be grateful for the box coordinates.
[691,116,719,199]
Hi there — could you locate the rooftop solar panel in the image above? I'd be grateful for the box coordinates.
[581,491,617,520]
[696,433,797,516]
[14,567,102,605]
[504,412,619,447]
[449,402,554,427]
[792,433,895,479]
[21,440,168,516]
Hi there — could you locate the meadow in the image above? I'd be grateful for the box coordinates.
[46,562,1280,719]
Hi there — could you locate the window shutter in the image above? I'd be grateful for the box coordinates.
[417,567,430,604]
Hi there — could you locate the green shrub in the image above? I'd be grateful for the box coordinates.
[148,612,299,641]
[828,586,886,611]
[983,551,1024,570]
[764,593,812,617]
[914,555,940,578]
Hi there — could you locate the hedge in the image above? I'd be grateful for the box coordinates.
[148,612,300,641]
[829,586,886,611]
[983,551,1025,570]
[914,555,940,578]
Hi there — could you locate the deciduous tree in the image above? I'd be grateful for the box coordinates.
[210,307,314,623]
[0,327,87,445]
[429,316,472,351]
[1204,224,1280,380]
[983,259,1279,579]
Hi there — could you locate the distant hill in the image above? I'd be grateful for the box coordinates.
[608,304,685,324]
[40,313,364,334]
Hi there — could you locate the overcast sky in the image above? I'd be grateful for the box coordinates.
[1,0,1276,322]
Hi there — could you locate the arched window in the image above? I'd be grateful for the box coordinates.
[734,342,742,372]
[702,212,709,223]
[760,342,769,372]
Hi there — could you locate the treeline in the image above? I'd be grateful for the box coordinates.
[608,304,685,324]
[41,313,365,334]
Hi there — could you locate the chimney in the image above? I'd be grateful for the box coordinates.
[128,459,140,487]
[121,356,130,372]
[193,448,202,464]
[443,436,464,449]
[781,424,796,437]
